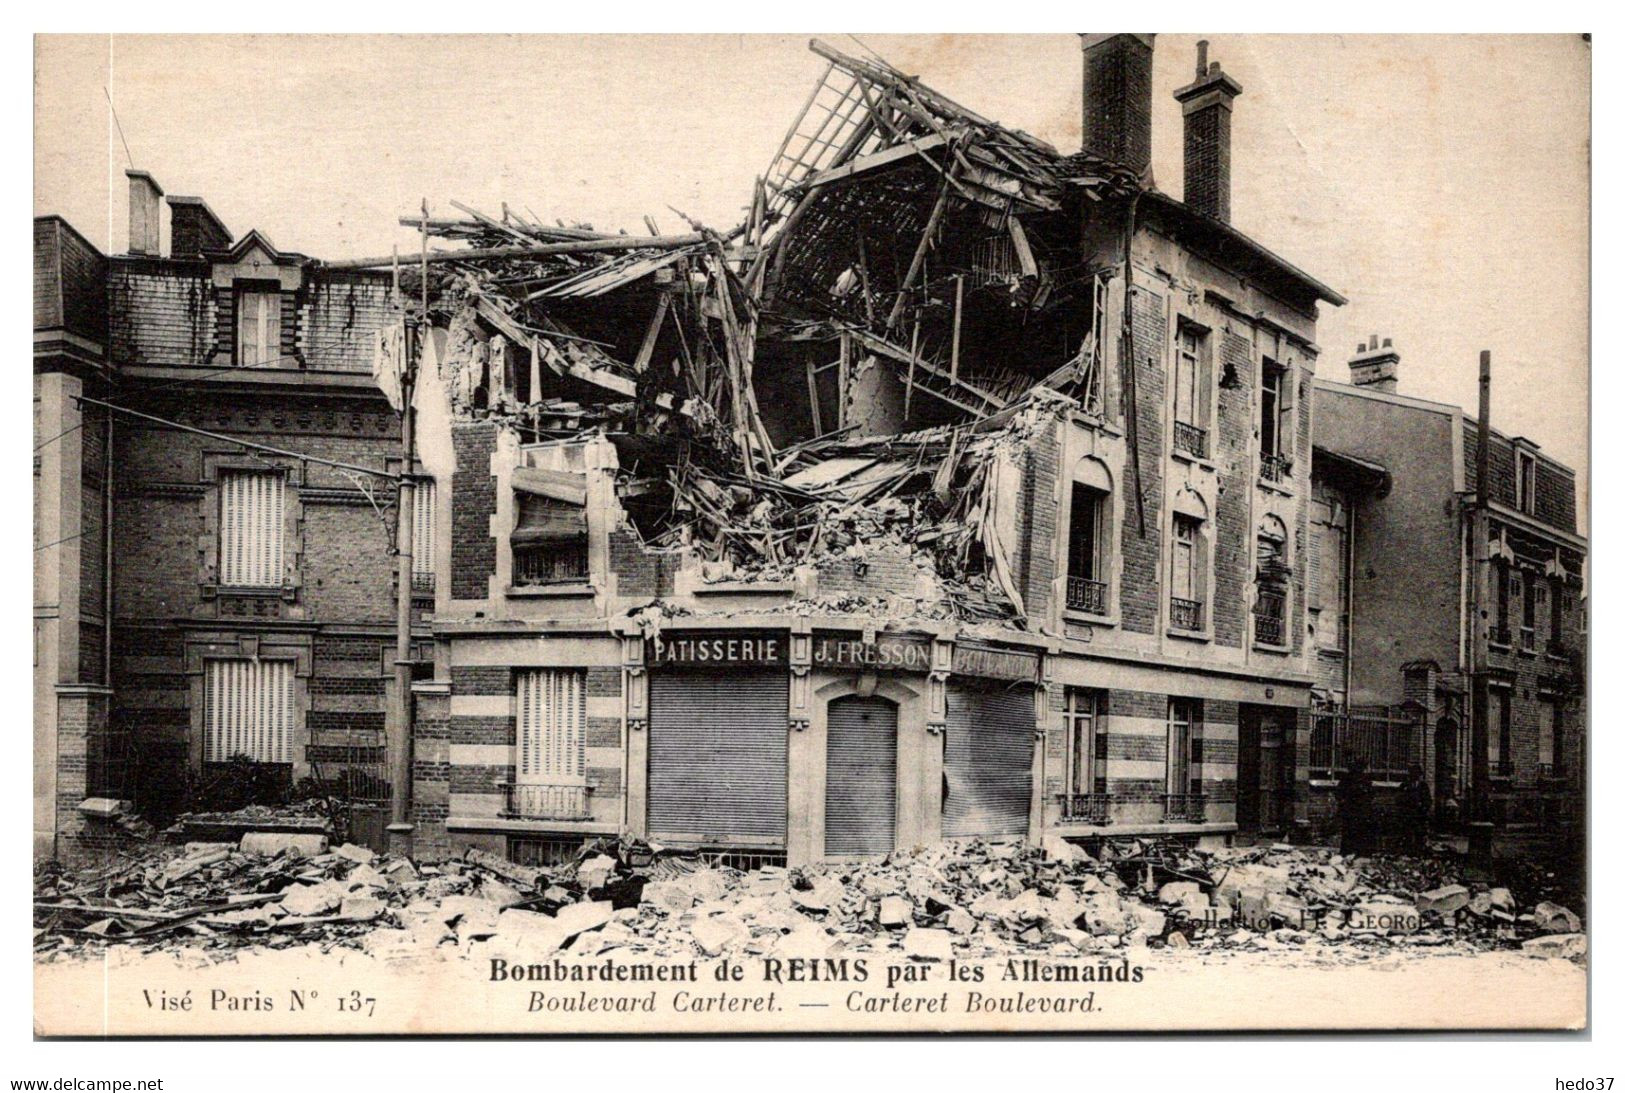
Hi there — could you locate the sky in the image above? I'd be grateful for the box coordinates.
[33,33,1591,511]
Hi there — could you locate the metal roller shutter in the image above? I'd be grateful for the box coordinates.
[825,696,898,856]
[649,671,788,845]
[943,683,1034,837]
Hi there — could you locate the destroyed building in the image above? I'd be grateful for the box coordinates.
[396,36,1348,866]
[33,177,408,859]
[33,35,1584,872]
[1306,343,1587,851]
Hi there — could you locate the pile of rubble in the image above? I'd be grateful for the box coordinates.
[35,834,1586,965]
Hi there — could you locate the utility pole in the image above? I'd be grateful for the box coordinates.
[386,203,428,857]
[1468,349,1492,830]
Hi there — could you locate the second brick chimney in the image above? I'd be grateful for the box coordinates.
[166,195,232,258]
[1349,335,1400,393]
[1173,40,1243,223]
[125,169,162,255]
[1080,34,1156,177]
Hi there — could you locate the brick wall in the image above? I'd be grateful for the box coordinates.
[1212,330,1255,648]
[1015,417,1059,623]
[451,422,498,600]
[300,273,394,373]
[1119,284,1166,633]
[411,689,451,861]
[1182,101,1232,223]
[35,217,107,342]
[609,529,678,598]
[1463,421,1578,533]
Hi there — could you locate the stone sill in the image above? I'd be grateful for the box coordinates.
[445,816,619,835]
[1167,626,1212,643]
[693,581,795,595]
[1170,448,1217,473]
[1252,640,1290,655]
[1063,608,1118,628]
[1257,477,1296,498]
[1052,821,1237,838]
[505,583,597,598]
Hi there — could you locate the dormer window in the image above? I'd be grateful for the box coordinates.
[237,285,281,367]
[1515,449,1536,515]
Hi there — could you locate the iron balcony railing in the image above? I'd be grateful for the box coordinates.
[1056,793,1113,824]
[1170,596,1204,632]
[1066,575,1108,615]
[410,572,435,595]
[498,780,592,821]
[1488,624,1513,648]
[1163,793,1207,823]
[1254,590,1286,647]
[514,541,589,586]
[1259,451,1291,484]
[1173,420,1208,459]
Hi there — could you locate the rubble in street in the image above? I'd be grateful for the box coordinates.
[34,833,1586,965]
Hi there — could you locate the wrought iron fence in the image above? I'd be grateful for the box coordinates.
[1259,451,1291,484]
[1308,707,1418,780]
[514,540,589,586]
[1173,420,1208,459]
[1170,596,1204,632]
[1254,590,1286,646]
[499,780,591,821]
[1066,576,1108,615]
[1056,793,1113,824]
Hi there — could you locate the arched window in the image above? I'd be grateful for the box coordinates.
[1065,458,1113,616]
[1255,515,1290,648]
[1169,490,1210,633]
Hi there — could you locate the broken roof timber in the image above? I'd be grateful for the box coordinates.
[796,132,951,191]
[323,230,727,271]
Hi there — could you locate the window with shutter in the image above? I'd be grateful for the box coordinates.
[204,658,295,764]
[219,471,286,588]
[411,480,437,592]
[513,669,588,819]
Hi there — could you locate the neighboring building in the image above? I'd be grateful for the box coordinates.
[33,171,407,859]
[1309,339,1586,844]
[414,35,1346,866]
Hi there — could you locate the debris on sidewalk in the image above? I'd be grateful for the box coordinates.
[34,834,1587,966]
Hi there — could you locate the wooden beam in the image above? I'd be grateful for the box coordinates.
[324,230,726,271]
[806,355,824,436]
[950,274,964,380]
[797,133,949,191]
[632,292,671,374]
[885,169,957,330]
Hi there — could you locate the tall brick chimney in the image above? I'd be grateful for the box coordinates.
[1349,335,1400,393]
[125,169,163,255]
[166,195,232,258]
[1173,40,1243,223]
[1079,34,1156,177]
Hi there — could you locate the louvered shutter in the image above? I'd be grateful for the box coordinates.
[515,669,587,818]
[411,480,437,578]
[824,696,898,856]
[205,658,294,763]
[220,471,285,587]
[943,684,1034,838]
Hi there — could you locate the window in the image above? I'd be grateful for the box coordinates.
[1516,450,1536,515]
[513,668,588,819]
[1254,528,1288,647]
[1537,697,1558,774]
[1549,577,1564,646]
[411,479,437,593]
[1170,513,1205,631]
[1489,686,1512,776]
[1066,483,1108,614]
[236,287,281,367]
[512,493,588,586]
[204,658,294,764]
[1064,688,1107,797]
[1167,697,1202,797]
[1520,569,1537,651]
[1173,326,1208,458]
[219,470,285,588]
[1259,362,1293,482]
[1491,562,1511,646]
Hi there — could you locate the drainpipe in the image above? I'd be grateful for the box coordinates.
[1469,351,1492,822]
